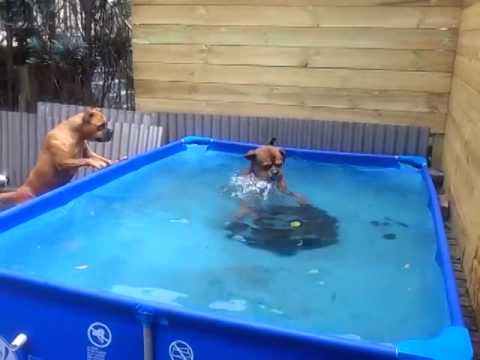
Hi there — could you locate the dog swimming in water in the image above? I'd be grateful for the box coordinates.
[226,139,338,255]
[230,138,307,220]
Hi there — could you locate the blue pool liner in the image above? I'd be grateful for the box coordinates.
[0,136,472,360]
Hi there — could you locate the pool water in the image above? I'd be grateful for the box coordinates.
[0,145,449,344]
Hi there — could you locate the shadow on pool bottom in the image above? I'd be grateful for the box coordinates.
[225,205,339,256]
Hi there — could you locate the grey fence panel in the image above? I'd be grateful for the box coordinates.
[1,103,162,186]
[156,112,169,142]
[210,114,221,139]
[110,122,125,164]
[153,111,430,157]
[186,113,195,136]
[262,118,274,145]
[276,118,288,146]
[76,123,164,179]
[349,123,362,153]
[199,114,210,137]
[37,101,158,127]
[248,117,258,143]
[324,121,336,150]
[37,101,161,154]
[372,125,382,154]
[281,118,292,147]
[331,121,343,151]
[228,116,240,141]
[8,115,19,184]
[366,124,376,154]
[0,113,7,174]
[394,126,408,155]
[20,115,31,181]
[166,113,178,142]
[0,112,37,186]
[118,122,131,157]
[221,115,232,140]
[384,126,397,155]
[417,128,430,157]
[238,116,248,142]
[2,103,431,187]
[341,123,354,153]
[245,116,255,143]
[406,126,421,155]
[309,120,322,150]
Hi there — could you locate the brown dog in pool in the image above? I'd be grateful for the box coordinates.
[245,138,307,202]
[232,138,308,220]
[227,139,337,255]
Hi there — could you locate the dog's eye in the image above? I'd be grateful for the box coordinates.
[262,164,272,170]
[97,124,105,131]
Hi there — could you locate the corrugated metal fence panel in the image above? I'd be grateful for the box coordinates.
[0,111,38,186]
[77,123,163,178]
[156,112,430,157]
[2,103,163,186]
[36,102,159,159]
[37,102,163,183]
[2,103,430,187]
[37,101,158,134]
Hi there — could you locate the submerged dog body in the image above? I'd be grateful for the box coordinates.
[0,108,113,207]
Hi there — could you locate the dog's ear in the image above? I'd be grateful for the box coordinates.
[82,108,95,123]
[244,149,257,160]
[280,149,286,159]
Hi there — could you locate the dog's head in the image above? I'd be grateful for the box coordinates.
[245,146,286,182]
[81,108,113,142]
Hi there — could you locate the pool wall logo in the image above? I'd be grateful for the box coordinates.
[87,322,112,349]
[169,340,194,360]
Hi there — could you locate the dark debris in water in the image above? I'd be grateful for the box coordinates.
[370,217,408,240]
[384,216,409,228]
[226,205,338,256]
[383,233,397,240]
[331,292,337,303]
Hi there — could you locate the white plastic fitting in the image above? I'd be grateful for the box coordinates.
[10,333,28,352]
[0,174,8,188]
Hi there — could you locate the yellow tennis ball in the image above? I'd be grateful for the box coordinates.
[290,220,302,228]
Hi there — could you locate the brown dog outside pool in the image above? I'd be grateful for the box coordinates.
[0,108,115,209]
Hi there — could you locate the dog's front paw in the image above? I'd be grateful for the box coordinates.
[88,159,107,170]
[113,156,128,164]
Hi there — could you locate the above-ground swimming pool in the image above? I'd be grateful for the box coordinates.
[0,137,472,360]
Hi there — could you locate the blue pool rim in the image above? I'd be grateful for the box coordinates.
[0,136,472,359]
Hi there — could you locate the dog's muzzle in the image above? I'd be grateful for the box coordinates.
[269,167,281,180]
[96,128,114,142]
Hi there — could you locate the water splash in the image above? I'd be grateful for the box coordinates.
[228,173,273,201]
[209,299,248,312]
[111,285,188,307]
